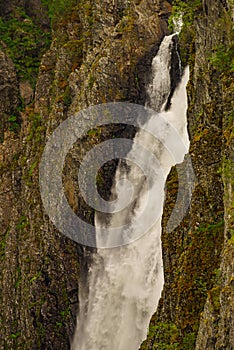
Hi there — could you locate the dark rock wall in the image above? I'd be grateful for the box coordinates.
[0,50,19,141]
[0,0,170,348]
[141,0,233,349]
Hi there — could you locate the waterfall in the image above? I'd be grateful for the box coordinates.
[147,34,177,112]
[72,33,190,350]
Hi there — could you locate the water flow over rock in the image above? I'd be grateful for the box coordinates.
[72,34,190,350]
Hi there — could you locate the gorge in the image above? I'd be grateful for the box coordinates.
[0,0,233,349]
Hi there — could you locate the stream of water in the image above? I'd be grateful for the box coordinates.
[72,32,190,350]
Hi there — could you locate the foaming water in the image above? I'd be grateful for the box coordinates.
[72,34,190,350]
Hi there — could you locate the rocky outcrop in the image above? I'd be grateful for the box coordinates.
[141,0,233,349]
[194,1,234,346]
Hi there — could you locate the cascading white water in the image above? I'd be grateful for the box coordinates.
[147,34,176,112]
[72,33,190,350]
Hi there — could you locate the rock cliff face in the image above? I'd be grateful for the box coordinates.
[0,0,233,349]
[141,0,233,349]
[0,50,19,141]
[0,0,170,348]
[192,2,234,348]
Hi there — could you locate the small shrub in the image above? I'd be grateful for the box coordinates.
[209,44,234,73]
[168,0,202,32]
[42,0,77,26]
[7,115,20,132]
[0,11,51,86]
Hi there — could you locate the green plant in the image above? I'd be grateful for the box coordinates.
[168,0,202,31]
[26,113,44,142]
[63,86,72,107]
[168,1,202,67]
[60,306,71,319]
[83,2,93,26]
[16,216,28,230]
[181,333,196,349]
[195,220,224,235]
[88,74,96,89]
[209,43,234,73]
[141,322,180,349]
[29,271,42,283]
[7,115,20,133]
[194,277,207,295]
[142,321,197,349]
[9,331,21,340]
[56,321,63,330]
[15,267,22,289]
[212,268,222,284]
[0,229,9,261]
[42,0,77,26]
[0,11,51,86]
[208,286,221,312]
[28,160,38,177]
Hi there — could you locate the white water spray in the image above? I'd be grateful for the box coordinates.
[72,34,190,350]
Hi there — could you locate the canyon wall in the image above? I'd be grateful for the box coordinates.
[0,0,170,348]
[141,0,233,348]
[0,0,233,349]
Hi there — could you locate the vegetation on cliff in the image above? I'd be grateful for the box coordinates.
[141,0,233,349]
[0,0,233,349]
[0,0,169,348]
